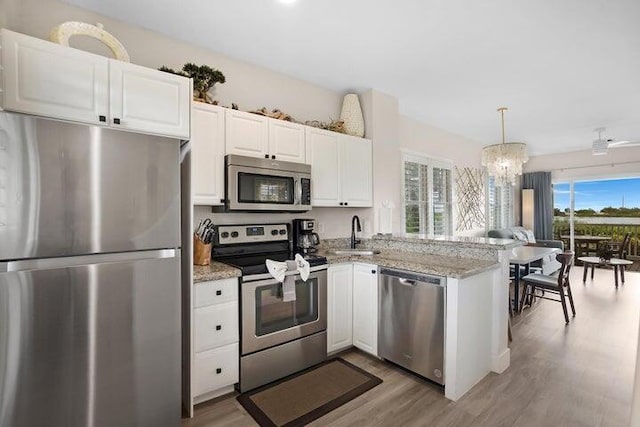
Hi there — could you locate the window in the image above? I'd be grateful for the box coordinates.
[402,154,453,236]
[487,176,514,229]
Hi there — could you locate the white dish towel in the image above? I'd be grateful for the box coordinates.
[265,254,311,302]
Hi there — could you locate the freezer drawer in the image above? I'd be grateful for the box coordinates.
[0,112,180,260]
[378,268,445,385]
[0,251,181,427]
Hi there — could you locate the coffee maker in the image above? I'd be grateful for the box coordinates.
[292,219,320,255]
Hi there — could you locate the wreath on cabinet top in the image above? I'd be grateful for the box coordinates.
[49,22,130,62]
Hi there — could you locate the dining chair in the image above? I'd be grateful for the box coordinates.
[519,252,575,324]
[614,232,632,260]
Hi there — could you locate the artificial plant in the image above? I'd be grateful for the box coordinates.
[159,63,226,104]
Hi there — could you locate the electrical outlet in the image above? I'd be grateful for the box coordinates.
[364,219,372,234]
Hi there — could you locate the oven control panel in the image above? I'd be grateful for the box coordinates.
[216,224,289,245]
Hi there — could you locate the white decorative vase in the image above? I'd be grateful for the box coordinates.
[340,94,365,137]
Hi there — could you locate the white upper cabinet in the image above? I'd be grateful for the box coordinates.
[306,128,372,207]
[340,135,373,207]
[1,29,109,125]
[306,127,341,206]
[225,110,307,163]
[191,103,225,206]
[268,120,306,163]
[225,109,269,158]
[109,60,191,138]
[352,263,378,357]
[327,264,354,354]
[0,29,190,139]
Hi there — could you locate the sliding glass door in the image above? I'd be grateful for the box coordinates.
[553,178,640,259]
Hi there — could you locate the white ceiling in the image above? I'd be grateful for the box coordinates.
[64,0,640,156]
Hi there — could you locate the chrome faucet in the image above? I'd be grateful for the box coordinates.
[350,215,362,249]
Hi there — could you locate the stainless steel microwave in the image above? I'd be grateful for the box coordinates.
[225,155,312,212]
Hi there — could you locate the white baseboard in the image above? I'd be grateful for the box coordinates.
[492,348,511,373]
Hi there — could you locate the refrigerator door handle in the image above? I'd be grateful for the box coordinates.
[0,249,177,273]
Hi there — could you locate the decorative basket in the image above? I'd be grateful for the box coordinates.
[340,94,365,137]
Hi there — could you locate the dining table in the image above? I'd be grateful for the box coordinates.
[509,246,561,312]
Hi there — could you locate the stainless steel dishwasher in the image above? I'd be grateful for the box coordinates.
[378,267,446,385]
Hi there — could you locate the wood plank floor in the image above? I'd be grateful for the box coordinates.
[183,268,640,427]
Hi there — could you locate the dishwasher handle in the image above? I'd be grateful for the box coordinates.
[379,267,446,287]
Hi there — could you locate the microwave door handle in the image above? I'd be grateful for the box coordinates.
[295,178,302,205]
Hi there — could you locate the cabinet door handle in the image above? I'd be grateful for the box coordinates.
[344,202,348,206]
[271,155,276,159]
[371,270,376,274]
[216,290,222,296]
[339,202,344,206]
[264,154,269,159]
[113,118,121,125]
[216,368,222,374]
[98,115,106,122]
[215,325,222,331]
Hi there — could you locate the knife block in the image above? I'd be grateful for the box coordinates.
[193,235,212,266]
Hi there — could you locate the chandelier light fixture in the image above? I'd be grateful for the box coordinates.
[481,107,528,186]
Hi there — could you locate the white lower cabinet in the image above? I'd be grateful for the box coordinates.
[192,278,239,404]
[193,343,239,397]
[327,264,353,354]
[352,263,378,356]
[327,263,378,357]
[194,301,239,352]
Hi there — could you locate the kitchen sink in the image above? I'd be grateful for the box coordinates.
[329,249,381,256]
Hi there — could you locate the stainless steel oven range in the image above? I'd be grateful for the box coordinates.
[211,223,328,392]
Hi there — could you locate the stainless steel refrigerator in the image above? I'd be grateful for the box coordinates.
[0,111,182,427]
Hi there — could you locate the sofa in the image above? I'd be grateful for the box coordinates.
[488,226,564,275]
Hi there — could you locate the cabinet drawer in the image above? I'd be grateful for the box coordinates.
[194,278,238,307]
[193,343,239,397]
[194,301,239,352]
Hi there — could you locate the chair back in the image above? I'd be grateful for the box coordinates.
[556,251,574,288]
[619,232,632,259]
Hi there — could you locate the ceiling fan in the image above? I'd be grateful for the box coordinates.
[592,127,640,155]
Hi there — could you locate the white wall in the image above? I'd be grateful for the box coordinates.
[193,207,373,240]
[399,116,483,168]
[524,146,640,182]
[360,90,483,236]
[0,0,19,28]
[633,320,640,426]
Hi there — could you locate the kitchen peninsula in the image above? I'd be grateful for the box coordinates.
[319,234,524,401]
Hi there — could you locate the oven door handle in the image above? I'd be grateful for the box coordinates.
[294,178,302,206]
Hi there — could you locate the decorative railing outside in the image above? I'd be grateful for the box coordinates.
[553,217,640,257]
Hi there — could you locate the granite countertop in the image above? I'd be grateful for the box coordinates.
[372,234,524,250]
[317,250,499,279]
[193,261,241,284]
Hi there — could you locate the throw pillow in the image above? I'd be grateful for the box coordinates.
[512,230,528,242]
[524,230,536,244]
